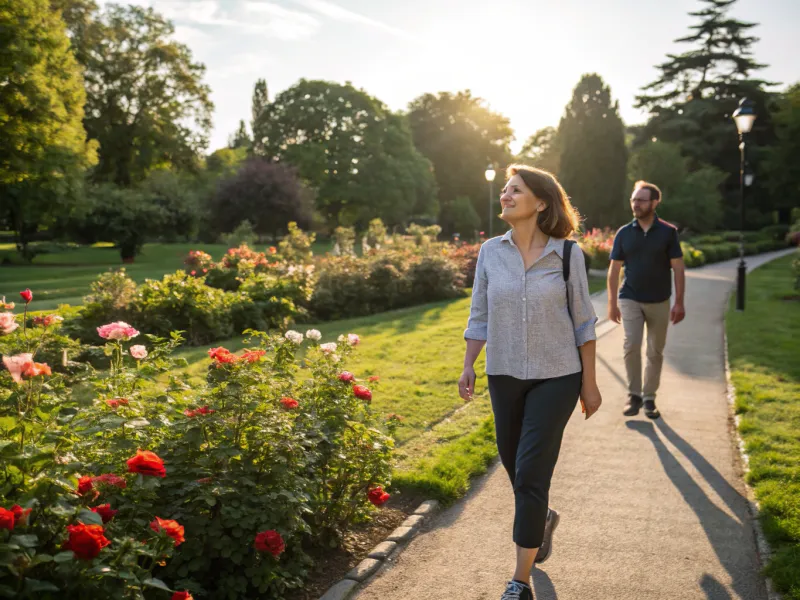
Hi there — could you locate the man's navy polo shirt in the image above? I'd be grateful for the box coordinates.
[610,216,683,303]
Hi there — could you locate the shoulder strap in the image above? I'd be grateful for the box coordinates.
[563,239,574,282]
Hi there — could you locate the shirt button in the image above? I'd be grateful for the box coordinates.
[523,297,526,301]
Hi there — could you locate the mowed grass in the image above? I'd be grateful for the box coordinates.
[177,276,606,502]
[726,254,800,599]
[0,241,334,311]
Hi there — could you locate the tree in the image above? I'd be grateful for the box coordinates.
[557,74,628,229]
[763,84,800,223]
[627,141,726,232]
[255,79,437,228]
[0,0,97,259]
[634,0,776,225]
[228,120,251,150]
[517,126,561,174]
[407,91,514,235]
[139,170,200,242]
[250,78,270,154]
[74,4,213,185]
[208,158,312,240]
[440,196,481,239]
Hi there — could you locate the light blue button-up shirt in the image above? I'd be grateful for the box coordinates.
[464,232,598,380]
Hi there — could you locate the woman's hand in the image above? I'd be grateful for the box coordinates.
[458,367,477,402]
[580,380,602,420]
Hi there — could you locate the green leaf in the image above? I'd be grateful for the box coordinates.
[142,578,173,592]
[0,584,17,598]
[78,509,103,526]
[10,535,38,549]
[31,554,53,566]
[53,551,74,563]
[24,579,60,593]
[126,418,150,428]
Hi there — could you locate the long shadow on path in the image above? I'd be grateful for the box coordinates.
[626,420,763,599]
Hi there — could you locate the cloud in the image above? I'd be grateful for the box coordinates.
[210,52,274,80]
[289,0,413,40]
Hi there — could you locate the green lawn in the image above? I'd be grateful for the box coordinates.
[726,253,800,600]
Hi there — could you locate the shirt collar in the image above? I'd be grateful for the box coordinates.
[632,214,662,229]
[500,230,564,257]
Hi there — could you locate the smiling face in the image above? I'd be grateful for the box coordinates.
[500,174,547,225]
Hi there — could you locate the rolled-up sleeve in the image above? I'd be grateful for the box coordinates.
[568,245,598,346]
[464,244,488,341]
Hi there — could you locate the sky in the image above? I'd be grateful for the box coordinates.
[96,0,800,153]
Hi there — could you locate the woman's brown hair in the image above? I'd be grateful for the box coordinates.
[506,164,581,239]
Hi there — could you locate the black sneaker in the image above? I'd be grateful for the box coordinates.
[534,508,560,564]
[501,580,533,600]
[644,399,661,419]
[623,394,643,416]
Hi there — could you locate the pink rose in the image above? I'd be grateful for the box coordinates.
[2,353,33,384]
[97,321,140,341]
[347,333,360,346]
[130,345,148,360]
[320,342,337,355]
[0,313,18,335]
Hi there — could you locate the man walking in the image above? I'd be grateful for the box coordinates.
[607,181,686,419]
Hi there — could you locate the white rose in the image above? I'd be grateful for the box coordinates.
[284,330,304,344]
[305,329,322,341]
[320,342,337,355]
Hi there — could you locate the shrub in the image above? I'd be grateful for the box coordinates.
[579,228,615,270]
[333,226,356,256]
[64,270,138,343]
[131,272,237,345]
[760,224,790,242]
[278,222,315,264]
[680,242,706,268]
[408,254,464,303]
[365,218,388,249]
[220,219,258,248]
[0,293,393,599]
[446,243,481,288]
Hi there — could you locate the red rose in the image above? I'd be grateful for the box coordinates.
[0,507,15,531]
[127,449,166,478]
[254,530,285,558]
[20,289,32,304]
[11,505,32,527]
[105,399,120,409]
[172,592,194,600]
[196,405,215,415]
[22,362,51,379]
[208,347,237,365]
[280,397,299,410]
[338,371,355,382]
[93,473,127,489]
[63,522,111,560]
[183,409,196,418]
[77,476,94,496]
[91,504,118,523]
[368,376,380,383]
[150,517,185,546]
[353,385,372,402]
[368,486,390,507]
[241,349,266,363]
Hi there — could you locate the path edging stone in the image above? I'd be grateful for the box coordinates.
[723,326,783,600]
[316,499,440,599]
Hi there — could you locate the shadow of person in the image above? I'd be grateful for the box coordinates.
[531,568,558,600]
[625,421,764,599]
[700,573,734,600]
[654,419,748,520]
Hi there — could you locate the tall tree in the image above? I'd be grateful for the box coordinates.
[250,78,270,155]
[634,0,776,225]
[74,4,213,185]
[557,74,628,229]
[517,126,561,174]
[228,120,251,150]
[407,91,514,235]
[255,79,437,228]
[0,0,97,259]
[763,84,800,223]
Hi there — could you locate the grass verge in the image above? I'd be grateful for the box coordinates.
[726,253,800,600]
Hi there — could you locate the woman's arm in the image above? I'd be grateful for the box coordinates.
[568,246,602,418]
[460,245,488,401]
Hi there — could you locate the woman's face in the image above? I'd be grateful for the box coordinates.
[500,174,546,224]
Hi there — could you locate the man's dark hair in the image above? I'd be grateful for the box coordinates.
[634,180,662,202]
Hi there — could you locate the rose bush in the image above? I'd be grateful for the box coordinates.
[0,292,393,599]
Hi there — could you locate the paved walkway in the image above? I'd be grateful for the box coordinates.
[353,250,794,600]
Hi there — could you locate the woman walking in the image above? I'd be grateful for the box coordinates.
[459,165,602,600]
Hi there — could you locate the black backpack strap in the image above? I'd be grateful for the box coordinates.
[563,239,574,283]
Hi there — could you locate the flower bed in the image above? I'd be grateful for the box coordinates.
[0,291,393,599]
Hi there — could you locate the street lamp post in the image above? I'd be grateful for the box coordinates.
[484,165,496,239]
[732,98,757,311]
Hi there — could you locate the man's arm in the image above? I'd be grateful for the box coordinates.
[670,258,686,324]
[607,260,623,323]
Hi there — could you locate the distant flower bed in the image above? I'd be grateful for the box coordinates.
[0,291,393,598]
